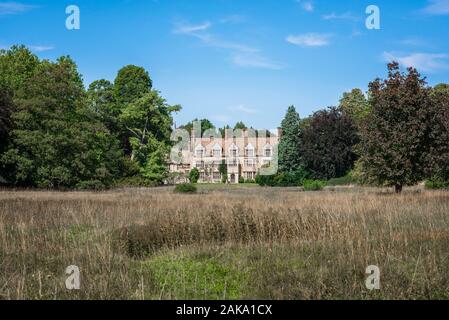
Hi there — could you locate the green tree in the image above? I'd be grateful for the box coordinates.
[357,62,432,193]
[278,106,301,172]
[181,119,215,136]
[339,88,370,126]
[189,167,200,184]
[427,85,449,182]
[114,65,152,105]
[233,121,247,130]
[1,56,122,189]
[300,107,359,180]
[0,45,39,95]
[87,79,119,132]
[119,90,181,183]
[219,160,228,183]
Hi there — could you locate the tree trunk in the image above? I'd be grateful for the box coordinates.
[395,184,403,194]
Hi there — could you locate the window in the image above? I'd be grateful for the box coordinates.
[213,172,221,180]
[213,145,222,158]
[229,144,238,157]
[196,161,205,168]
[245,144,255,157]
[228,159,238,167]
[244,159,254,167]
[245,172,255,180]
[195,145,205,158]
[264,145,272,157]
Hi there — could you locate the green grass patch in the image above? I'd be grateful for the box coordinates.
[139,250,248,299]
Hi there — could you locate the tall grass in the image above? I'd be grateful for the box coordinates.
[1,187,449,299]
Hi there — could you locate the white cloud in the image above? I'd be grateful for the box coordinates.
[231,53,283,70]
[173,20,282,70]
[286,33,331,47]
[383,52,449,72]
[232,104,258,114]
[0,2,37,15]
[219,14,246,24]
[173,21,212,34]
[296,0,314,12]
[29,45,54,52]
[322,12,360,21]
[422,0,449,15]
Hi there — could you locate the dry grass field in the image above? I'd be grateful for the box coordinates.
[1,185,449,300]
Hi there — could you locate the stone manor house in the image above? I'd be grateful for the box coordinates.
[169,127,280,184]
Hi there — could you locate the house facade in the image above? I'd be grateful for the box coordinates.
[169,128,280,184]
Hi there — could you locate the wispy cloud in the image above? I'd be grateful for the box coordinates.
[383,51,449,72]
[29,45,54,52]
[0,2,37,15]
[219,14,246,24]
[422,0,449,15]
[399,37,428,47]
[231,104,258,114]
[173,20,282,70]
[173,21,212,34]
[322,12,360,21]
[296,0,314,12]
[286,33,332,47]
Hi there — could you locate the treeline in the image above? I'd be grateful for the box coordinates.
[260,62,449,192]
[0,45,180,189]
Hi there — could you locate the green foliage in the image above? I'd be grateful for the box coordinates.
[0,55,122,189]
[189,168,200,184]
[278,106,301,173]
[303,180,326,191]
[339,88,370,126]
[425,177,449,190]
[327,174,356,186]
[300,106,359,180]
[219,160,228,183]
[174,183,197,194]
[114,65,152,105]
[234,121,247,130]
[239,176,245,184]
[256,167,309,187]
[357,62,433,192]
[181,119,216,136]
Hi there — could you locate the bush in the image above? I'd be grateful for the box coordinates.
[327,174,356,186]
[189,168,200,184]
[303,180,326,191]
[256,168,310,187]
[425,177,449,190]
[174,183,197,194]
[239,176,245,184]
[76,180,107,191]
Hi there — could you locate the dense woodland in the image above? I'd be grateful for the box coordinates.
[1,46,449,192]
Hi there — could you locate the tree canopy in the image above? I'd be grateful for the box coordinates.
[278,106,301,172]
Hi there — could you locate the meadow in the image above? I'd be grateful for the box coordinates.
[1,185,449,300]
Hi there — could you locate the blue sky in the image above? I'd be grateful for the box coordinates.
[1,0,449,129]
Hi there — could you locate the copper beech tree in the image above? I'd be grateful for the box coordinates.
[357,62,434,193]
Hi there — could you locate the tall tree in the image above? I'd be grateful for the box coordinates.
[119,90,181,183]
[114,65,152,105]
[427,85,449,181]
[357,62,432,193]
[1,57,122,188]
[278,106,301,172]
[234,121,247,130]
[0,83,12,152]
[300,107,358,180]
[181,119,215,136]
[339,88,370,127]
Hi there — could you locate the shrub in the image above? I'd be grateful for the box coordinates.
[175,183,197,194]
[425,177,449,190]
[189,168,200,184]
[76,180,107,191]
[256,167,310,187]
[239,176,245,184]
[303,180,326,191]
[327,174,356,186]
[113,176,159,188]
